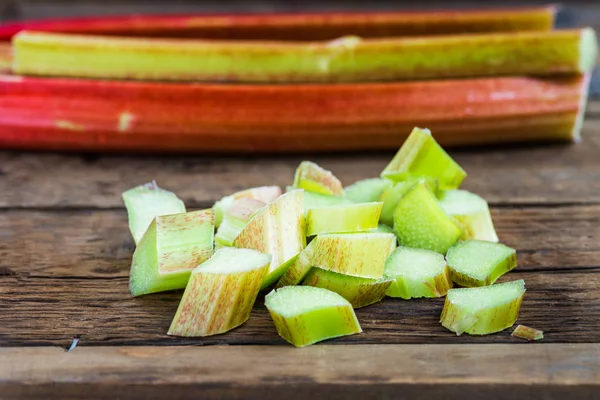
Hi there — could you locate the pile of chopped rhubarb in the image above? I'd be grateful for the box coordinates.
[123,127,541,346]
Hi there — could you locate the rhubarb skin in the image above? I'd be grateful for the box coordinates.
[276,232,396,287]
[0,43,10,73]
[12,28,596,83]
[293,161,343,196]
[0,7,555,41]
[512,325,544,341]
[0,74,590,153]
[167,248,271,337]
[233,190,306,289]
[129,209,215,297]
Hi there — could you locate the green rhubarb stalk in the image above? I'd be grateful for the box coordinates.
[381,127,466,190]
[265,286,362,347]
[393,182,462,254]
[512,325,544,341]
[344,178,393,203]
[446,240,517,287]
[302,267,393,308]
[277,232,396,287]
[215,197,266,248]
[305,202,382,236]
[440,279,525,335]
[122,181,185,245]
[233,190,306,289]
[168,247,270,337]
[213,186,281,228]
[384,246,452,299]
[129,209,214,297]
[293,161,343,196]
[12,28,597,82]
[379,177,438,226]
[438,190,498,242]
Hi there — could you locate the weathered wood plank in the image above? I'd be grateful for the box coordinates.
[1,206,599,281]
[1,117,600,209]
[1,344,599,400]
[0,269,598,346]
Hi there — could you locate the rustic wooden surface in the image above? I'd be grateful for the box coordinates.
[1,106,600,397]
[1,1,600,399]
[1,344,599,400]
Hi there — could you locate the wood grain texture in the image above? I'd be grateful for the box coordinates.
[1,206,599,281]
[0,266,598,346]
[1,344,599,400]
[1,110,600,209]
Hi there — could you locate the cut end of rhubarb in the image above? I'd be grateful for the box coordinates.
[167,247,270,337]
[129,209,215,297]
[215,197,266,248]
[446,240,517,287]
[305,202,382,236]
[265,286,361,347]
[579,27,598,73]
[384,246,452,299]
[512,324,544,341]
[378,177,437,226]
[293,161,343,196]
[213,186,281,228]
[440,279,525,335]
[122,182,186,245]
[438,189,498,242]
[393,182,462,254]
[572,73,592,143]
[381,127,466,190]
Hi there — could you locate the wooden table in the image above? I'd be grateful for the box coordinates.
[1,99,599,398]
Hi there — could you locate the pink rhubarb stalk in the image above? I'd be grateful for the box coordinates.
[0,74,590,153]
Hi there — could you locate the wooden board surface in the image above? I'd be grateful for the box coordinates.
[1,344,599,400]
[2,103,600,397]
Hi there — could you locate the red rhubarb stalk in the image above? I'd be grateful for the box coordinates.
[0,74,589,153]
[0,7,556,41]
[0,43,10,72]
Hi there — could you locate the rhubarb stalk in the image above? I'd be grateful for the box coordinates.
[168,247,271,337]
[0,7,556,40]
[233,190,305,288]
[305,202,382,236]
[0,74,590,152]
[302,267,393,309]
[129,209,215,297]
[277,232,396,287]
[12,28,596,83]
[440,279,525,335]
[446,240,517,287]
[122,181,186,245]
[265,286,362,347]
